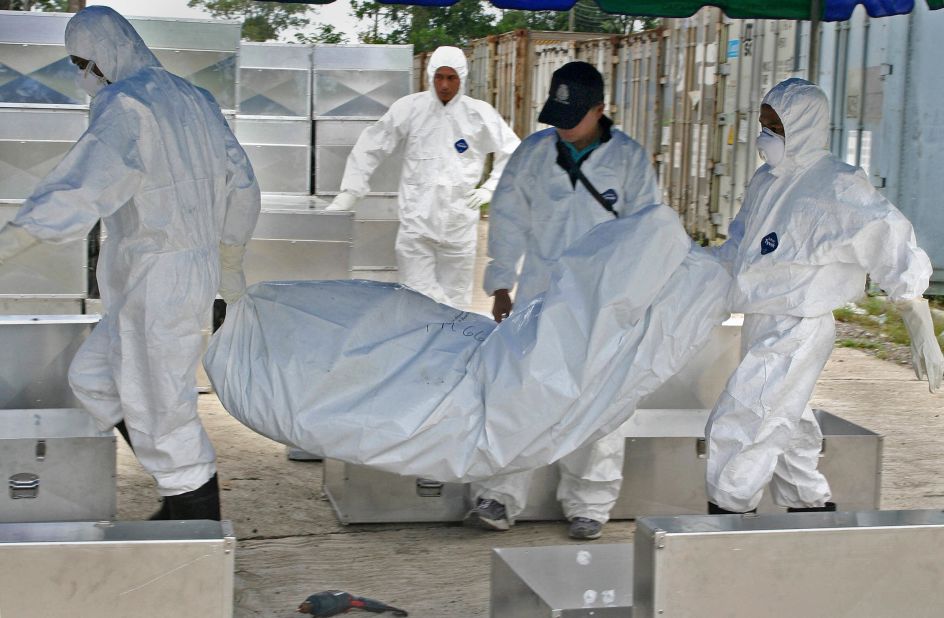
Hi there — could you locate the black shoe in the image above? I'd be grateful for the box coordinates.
[157,474,221,521]
[787,501,837,513]
[708,501,757,515]
[149,499,171,520]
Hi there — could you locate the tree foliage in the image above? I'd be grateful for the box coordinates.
[350,0,661,52]
[187,0,314,42]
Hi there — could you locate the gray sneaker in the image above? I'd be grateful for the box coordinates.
[568,517,603,540]
[465,498,510,531]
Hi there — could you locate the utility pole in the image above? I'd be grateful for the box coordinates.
[568,7,575,31]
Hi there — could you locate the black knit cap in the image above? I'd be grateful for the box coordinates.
[538,61,605,129]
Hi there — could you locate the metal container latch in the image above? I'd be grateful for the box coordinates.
[695,438,707,459]
[10,473,40,499]
[35,439,46,461]
[415,478,444,498]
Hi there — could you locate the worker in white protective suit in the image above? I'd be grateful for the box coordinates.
[706,78,942,515]
[0,7,260,520]
[467,62,662,540]
[326,46,519,309]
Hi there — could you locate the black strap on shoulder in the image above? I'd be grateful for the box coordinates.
[555,140,618,219]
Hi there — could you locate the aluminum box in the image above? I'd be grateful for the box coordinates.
[235,116,311,195]
[0,519,235,617]
[633,509,944,617]
[245,209,353,285]
[517,409,881,521]
[491,544,633,618]
[239,42,311,118]
[323,458,469,524]
[0,108,88,200]
[0,200,87,298]
[0,314,98,409]
[323,409,881,524]
[0,408,115,523]
[312,45,412,119]
[314,120,403,194]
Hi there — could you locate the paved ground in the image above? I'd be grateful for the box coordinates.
[111,221,944,617]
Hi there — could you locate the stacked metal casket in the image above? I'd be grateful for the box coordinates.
[312,44,412,282]
[0,12,236,617]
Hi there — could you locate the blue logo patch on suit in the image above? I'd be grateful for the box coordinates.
[761,232,779,255]
[454,139,469,153]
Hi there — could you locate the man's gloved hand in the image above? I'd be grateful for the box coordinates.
[325,192,357,212]
[896,297,944,393]
[218,242,247,305]
[465,188,492,210]
[491,289,513,323]
[0,223,40,266]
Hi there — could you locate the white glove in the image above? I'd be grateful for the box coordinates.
[218,242,247,305]
[465,187,493,210]
[0,223,40,265]
[896,297,944,393]
[325,192,358,212]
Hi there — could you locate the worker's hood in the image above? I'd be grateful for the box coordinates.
[426,46,468,95]
[762,78,830,174]
[65,6,161,84]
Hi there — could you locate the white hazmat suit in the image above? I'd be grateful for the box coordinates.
[707,78,939,512]
[0,7,261,496]
[475,118,662,523]
[333,46,519,308]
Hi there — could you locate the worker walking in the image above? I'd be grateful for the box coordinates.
[327,46,519,309]
[467,62,662,539]
[706,78,942,514]
[0,7,260,519]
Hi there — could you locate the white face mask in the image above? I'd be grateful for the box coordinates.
[756,126,785,167]
[75,61,108,98]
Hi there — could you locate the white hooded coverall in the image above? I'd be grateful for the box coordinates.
[707,78,932,512]
[475,120,662,522]
[3,7,261,496]
[338,46,519,308]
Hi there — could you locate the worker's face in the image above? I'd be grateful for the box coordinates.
[434,67,461,104]
[759,104,785,137]
[555,103,605,145]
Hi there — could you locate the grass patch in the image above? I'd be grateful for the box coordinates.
[836,338,881,350]
[834,296,944,346]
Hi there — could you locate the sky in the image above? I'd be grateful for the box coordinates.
[87,0,362,42]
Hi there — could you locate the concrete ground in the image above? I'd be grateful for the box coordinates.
[113,222,944,617]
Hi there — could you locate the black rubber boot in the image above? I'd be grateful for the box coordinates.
[708,501,757,515]
[787,501,837,513]
[162,474,221,521]
[149,499,171,520]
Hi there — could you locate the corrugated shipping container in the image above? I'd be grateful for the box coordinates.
[454,7,944,289]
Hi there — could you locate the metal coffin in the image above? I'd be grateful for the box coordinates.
[0,408,115,523]
[235,117,311,194]
[0,109,88,200]
[312,45,412,119]
[322,459,468,524]
[239,42,311,117]
[314,119,403,194]
[244,209,352,285]
[0,201,87,298]
[490,544,633,618]
[0,519,235,617]
[0,12,86,105]
[633,509,944,617]
[518,409,882,521]
[128,17,240,113]
[0,314,98,409]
